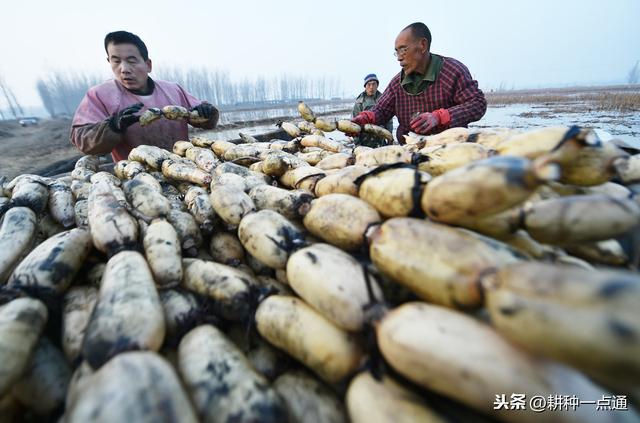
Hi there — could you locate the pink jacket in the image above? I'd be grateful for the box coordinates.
[71,79,216,162]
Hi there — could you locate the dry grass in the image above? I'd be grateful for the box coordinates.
[486,85,640,112]
[590,92,640,111]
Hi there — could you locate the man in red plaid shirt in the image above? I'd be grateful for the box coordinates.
[352,22,486,144]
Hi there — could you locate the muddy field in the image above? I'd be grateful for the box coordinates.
[0,88,638,179]
[0,118,80,178]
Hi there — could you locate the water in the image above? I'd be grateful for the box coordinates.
[202,123,286,141]
[218,101,353,125]
[472,103,640,146]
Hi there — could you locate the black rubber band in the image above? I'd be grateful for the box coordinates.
[466,132,479,143]
[294,172,326,189]
[361,263,377,307]
[354,162,416,188]
[409,169,427,218]
[550,125,582,152]
[411,152,429,166]
[516,206,527,231]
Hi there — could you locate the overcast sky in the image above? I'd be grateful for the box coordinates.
[1,0,639,109]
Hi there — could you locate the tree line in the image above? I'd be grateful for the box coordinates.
[33,68,345,118]
[3,60,637,120]
[37,72,103,118]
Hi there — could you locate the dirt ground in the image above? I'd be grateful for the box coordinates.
[0,118,82,179]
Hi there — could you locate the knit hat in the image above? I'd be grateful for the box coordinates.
[363,73,379,87]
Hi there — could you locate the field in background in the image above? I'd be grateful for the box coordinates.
[0,86,638,179]
[477,85,640,145]
[486,84,640,112]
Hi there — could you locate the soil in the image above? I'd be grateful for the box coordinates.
[0,118,81,179]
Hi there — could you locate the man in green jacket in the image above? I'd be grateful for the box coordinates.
[352,74,394,147]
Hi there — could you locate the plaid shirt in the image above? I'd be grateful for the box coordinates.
[372,56,487,143]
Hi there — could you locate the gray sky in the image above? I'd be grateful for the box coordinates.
[1,0,639,108]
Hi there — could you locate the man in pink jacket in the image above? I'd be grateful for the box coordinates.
[71,31,218,162]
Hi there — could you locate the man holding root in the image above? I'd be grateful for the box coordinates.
[352,22,487,144]
[71,31,218,162]
[352,73,394,147]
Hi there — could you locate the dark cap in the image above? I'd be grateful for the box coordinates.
[364,73,379,87]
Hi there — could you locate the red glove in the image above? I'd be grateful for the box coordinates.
[351,110,376,126]
[410,108,450,135]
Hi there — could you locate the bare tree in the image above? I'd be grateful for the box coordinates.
[279,74,291,101]
[628,61,640,84]
[35,66,345,113]
[35,71,101,117]
[238,77,251,103]
[255,76,266,103]
[37,80,55,117]
[9,89,24,116]
[215,70,231,105]
[0,75,18,119]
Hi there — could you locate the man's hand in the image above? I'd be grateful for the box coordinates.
[191,102,217,120]
[109,102,143,133]
[410,112,440,135]
[346,111,375,137]
[351,110,375,126]
[410,109,450,135]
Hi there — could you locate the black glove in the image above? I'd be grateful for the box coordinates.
[109,102,143,133]
[191,102,216,120]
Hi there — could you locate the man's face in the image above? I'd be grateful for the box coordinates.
[107,42,152,91]
[365,81,378,96]
[395,29,428,75]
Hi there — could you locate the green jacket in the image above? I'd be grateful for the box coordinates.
[352,90,394,147]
